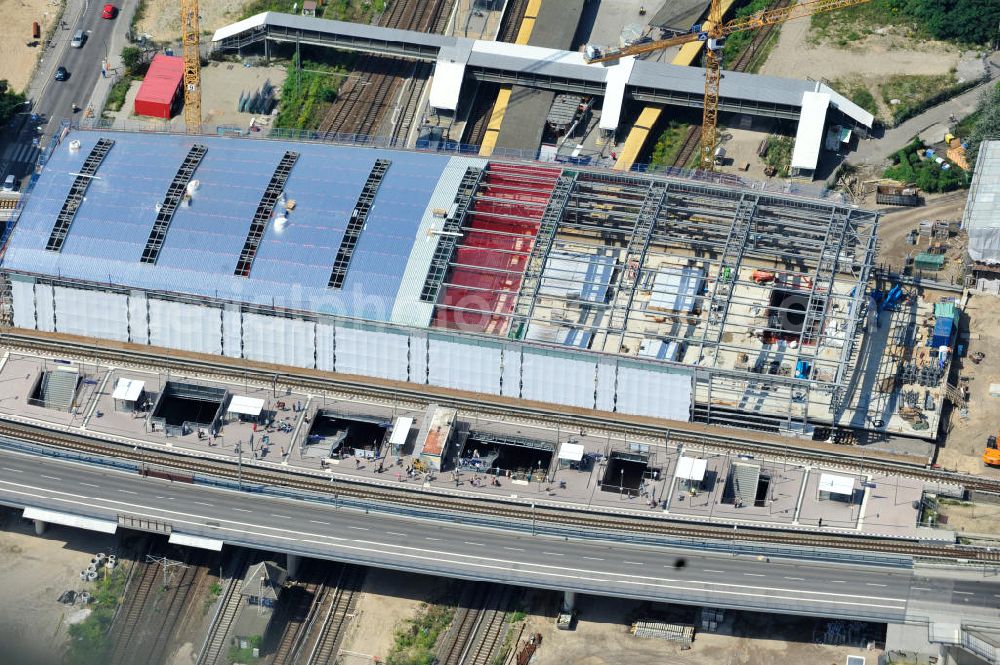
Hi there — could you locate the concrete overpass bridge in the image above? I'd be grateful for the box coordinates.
[4,440,1000,654]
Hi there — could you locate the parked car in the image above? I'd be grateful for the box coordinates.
[54,66,69,81]
[101,3,116,19]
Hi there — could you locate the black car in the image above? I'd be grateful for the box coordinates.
[54,66,68,81]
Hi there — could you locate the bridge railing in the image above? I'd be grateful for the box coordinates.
[0,435,916,570]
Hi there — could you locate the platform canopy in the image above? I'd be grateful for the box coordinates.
[389,416,413,446]
[558,442,585,462]
[112,377,145,401]
[676,456,707,482]
[818,472,855,496]
[23,506,118,534]
[228,395,265,416]
[169,532,224,551]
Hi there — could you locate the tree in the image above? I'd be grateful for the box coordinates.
[120,46,143,74]
[966,83,1000,168]
[0,80,25,127]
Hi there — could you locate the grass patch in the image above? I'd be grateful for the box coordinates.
[721,0,771,68]
[649,120,693,168]
[762,135,793,178]
[882,73,956,124]
[386,603,454,665]
[954,109,980,138]
[104,76,134,113]
[227,634,262,664]
[274,54,348,130]
[810,0,922,46]
[884,138,970,192]
[131,0,148,33]
[64,567,128,665]
[830,77,878,116]
[241,0,386,21]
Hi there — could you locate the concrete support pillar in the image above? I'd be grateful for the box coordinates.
[286,553,301,579]
[33,519,46,535]
[561,590,576,613]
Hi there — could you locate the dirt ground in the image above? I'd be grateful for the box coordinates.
[134,0,250,44]
[938,501,1000,538]
[874,190,969,282]
[525,596,882,665]
[109,61,286,131]
[759,10,959,82]
[0,507,119,665]
[937,290,1000,477]
[0,0,61,92]
[336,567,443,665]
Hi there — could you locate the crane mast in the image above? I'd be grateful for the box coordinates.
[180,0,201,131]
[584,0,872,170]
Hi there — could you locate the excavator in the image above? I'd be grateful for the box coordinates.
[583,0,872,170]
[983,434,1000,467]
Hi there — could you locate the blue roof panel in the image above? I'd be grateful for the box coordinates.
[2,130,452,322]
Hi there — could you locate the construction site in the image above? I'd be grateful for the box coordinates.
[1,0,1000,664]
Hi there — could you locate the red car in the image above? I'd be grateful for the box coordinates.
[101,3,116,19]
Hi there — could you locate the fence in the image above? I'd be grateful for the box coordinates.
[0,434,916,570]
[68,119,847,203]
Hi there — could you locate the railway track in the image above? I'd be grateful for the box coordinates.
[304,565,365,665]
[496,0,529,43]
[387,61,432,145]
[317,0,452,139]
[6,414,996,561]
[110,549,160,665]
[270,561,321,665]
[0,330,984,488]
[439,584,513,665]
[670,0,792,169]
[198,550,252,665]
[110,548,203,665]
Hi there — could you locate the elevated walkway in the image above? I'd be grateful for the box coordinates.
[212,12,874,133]
[613,0,739,171]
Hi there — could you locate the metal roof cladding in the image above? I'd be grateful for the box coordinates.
[2,130,453,322]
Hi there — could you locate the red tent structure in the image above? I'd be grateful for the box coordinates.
[134,54,184,119]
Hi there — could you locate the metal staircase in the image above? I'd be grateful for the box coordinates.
[234,151,299,277]
[419,166,484,303]
[40,367,78,411]
[141,144,208,264]
[696,193,757,354]
[328,158,392,288]
[507,173,576,339]
[797,208,851,355]
[608,181,667,333]
[46,138,115,252]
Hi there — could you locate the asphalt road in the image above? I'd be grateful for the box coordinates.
[0,446,968,624]
[0,0,122,182]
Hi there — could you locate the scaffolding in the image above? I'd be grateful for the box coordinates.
[425,167,878,432]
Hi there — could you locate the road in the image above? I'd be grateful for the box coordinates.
[0,0,123,183]
[2,447,999,627]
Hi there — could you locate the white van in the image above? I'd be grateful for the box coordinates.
[3,175,16,192]
[70,30,85,48]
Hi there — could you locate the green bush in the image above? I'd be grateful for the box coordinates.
[883,138,970,192]
[721,0,772,67]
[65,568,128,665]
[763,135,794,177]
[0,80,25,125]
[966,82,1000,168]
[274,54,347,130]
[386,604,454,665]
[811,0,1000,46]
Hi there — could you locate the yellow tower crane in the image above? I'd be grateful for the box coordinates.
[584,0,872,170]
[180,0,201,131]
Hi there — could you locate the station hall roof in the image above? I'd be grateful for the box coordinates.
[2,130,455,324]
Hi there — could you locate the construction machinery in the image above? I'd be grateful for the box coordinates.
[983,434,1000,467]
[180,0,201,130]
[584,0,872,170]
